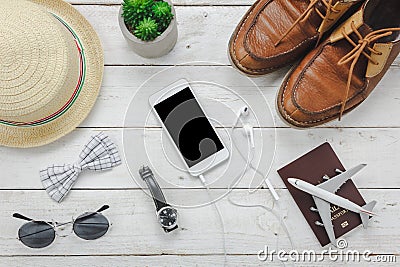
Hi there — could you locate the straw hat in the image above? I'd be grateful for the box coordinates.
[0,0,104,147]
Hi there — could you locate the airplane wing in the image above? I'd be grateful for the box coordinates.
[312,196,336,246]
[317,164,366,193]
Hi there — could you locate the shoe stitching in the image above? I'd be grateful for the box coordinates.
[280,75,339,125]
[232,0,358,74]
[243,0,319,60]
[244,34,318,61]
[280,56,367,125]
[279,56,342,125]
[292,43,368,114]
[231,0,317,73]
[293,75,367,114]
[232,0,275,73]
[231,0,264,72]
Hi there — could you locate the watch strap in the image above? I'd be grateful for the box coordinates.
[164,224,178,233]
[139,166,168,211]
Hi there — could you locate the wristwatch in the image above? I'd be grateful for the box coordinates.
[139,166,178,233]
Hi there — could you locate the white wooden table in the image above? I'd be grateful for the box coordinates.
[1,1,399,266]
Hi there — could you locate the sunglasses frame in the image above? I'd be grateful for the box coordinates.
[13,205,111,249]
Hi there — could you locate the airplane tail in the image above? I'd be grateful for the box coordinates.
[360,200,377,228]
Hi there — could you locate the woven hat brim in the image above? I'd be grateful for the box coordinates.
[0,0,104,148]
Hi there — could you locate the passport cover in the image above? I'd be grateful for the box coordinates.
[277,142,366,246]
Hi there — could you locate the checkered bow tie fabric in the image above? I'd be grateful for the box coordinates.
[40,132,121,203]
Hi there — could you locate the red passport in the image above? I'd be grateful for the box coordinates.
[277,142,366,246]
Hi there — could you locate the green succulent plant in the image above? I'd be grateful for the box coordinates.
[122,0,153,29]
[152,1,174,32]
[134,18,160,41]
[122,0,174,41]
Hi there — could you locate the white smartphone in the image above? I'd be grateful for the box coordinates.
[149,79,229,177]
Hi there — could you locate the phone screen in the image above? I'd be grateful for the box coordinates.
[154,87,224,167]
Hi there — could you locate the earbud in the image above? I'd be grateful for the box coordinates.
[238,106,250,118]
[234,106,250,125]
[233,106,254,148]
[243,124,255,148]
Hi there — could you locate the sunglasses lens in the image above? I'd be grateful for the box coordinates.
[18,221,55,249]
[73,213,109,240]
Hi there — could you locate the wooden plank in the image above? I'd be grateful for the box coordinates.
[2,255,399,267]
[75,5,245,65]
[2,1,398,265]
[0,189,398,256]
[0,256,267,267]
[80,66,400,128]
[68,0,255,5]
[72,5,400,66]
[0,128,399,190]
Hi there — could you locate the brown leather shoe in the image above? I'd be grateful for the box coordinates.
[277,0,400,128]
[228,0,362,76]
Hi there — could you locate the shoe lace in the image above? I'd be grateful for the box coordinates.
[337,21,400,119]
[274,0,340,46]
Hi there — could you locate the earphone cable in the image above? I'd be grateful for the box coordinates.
[195,110,293,266]
[227,115,295,261]
[230,120,278,198]
[198,174,227,266]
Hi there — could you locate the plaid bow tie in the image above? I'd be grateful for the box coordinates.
[40,132,121,203]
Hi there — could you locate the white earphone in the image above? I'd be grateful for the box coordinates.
[243,124,255,148]
[238,106,250,118]
[234,106,250,126]
[233,106,279,201]
[235,106,255,148]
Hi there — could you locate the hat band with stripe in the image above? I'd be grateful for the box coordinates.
[0,14,86,128]
[0,0,104,148]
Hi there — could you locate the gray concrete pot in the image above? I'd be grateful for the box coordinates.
[118,0,178,58]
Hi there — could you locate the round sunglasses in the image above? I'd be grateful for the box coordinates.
[13,205,110,249]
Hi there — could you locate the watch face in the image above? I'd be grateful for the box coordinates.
[157,207,178,229]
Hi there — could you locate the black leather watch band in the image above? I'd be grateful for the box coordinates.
[164,224,178,233]
[139,166,168,212]
[139,166,178,233]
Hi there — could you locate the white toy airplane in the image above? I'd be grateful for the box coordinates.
[288,164,377,247]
